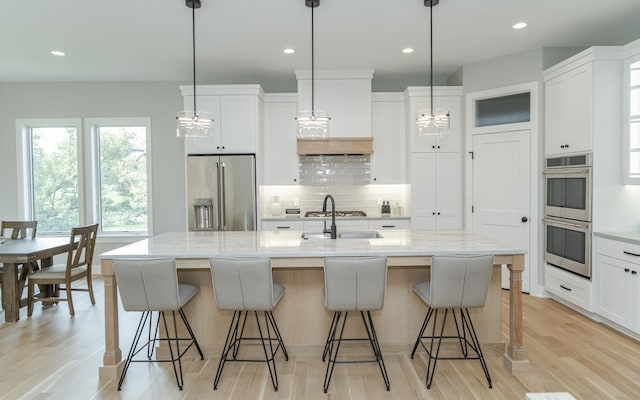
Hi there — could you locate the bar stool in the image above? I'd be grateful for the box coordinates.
[410,254,494,389]
[112,258,204,391]
[322,256,390,393]
[209,256,288,391]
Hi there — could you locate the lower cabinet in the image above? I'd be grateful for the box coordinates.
[596,237,640,334]
[368,219,410,230]
[544,264,593,311]
[260,220,303,231]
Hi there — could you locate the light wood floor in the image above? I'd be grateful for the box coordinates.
[1,278,640,400]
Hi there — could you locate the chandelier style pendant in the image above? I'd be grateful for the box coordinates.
[177,0,213,140]
[295,0,330,139]
[416,0,450,137]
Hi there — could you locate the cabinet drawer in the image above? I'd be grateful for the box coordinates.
[545,265,593,311]
[597,237,640,264]
[260,220,303,231]
[368,219,410,230]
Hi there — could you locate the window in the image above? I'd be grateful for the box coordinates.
[17,118,152,235]
[627,59,640,183]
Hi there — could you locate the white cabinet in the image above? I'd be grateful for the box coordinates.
[544,63,593,155]
[368,219,410,230]
[405,88,463,153]
[263,94,299,184]
[544,264,593,311]
[410,152,461,230]
[543,47,622,157]
[180,85,263,154]
[595,237,640,333]
[371,94,406,184]
[260,220,303,231]
[296,70,373,138]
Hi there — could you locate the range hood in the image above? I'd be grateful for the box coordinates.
[297,138,373,156]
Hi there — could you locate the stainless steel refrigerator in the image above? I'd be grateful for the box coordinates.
[187,154,257,231]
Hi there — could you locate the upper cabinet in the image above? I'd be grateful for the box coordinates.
[371,93,406,184]
[262,94,299,185]
[296,70,373,138]
[180,85,263,154]
[543,47,623,157]
[404,87,463,153]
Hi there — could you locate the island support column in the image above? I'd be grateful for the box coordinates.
[99,259,123,381]
[504,253,529,373]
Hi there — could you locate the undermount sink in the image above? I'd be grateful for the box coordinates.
[301,231,383,240]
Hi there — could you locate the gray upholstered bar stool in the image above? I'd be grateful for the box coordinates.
[410,254,494,389]
[112,258,204,391]
[209,256,288,391]
[322,256,390,393]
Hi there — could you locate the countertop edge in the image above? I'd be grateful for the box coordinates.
[594,231,640,246]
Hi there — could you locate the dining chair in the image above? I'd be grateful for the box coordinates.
[410,254,494,389]
[0,221,38,306]
[26,223,98,317]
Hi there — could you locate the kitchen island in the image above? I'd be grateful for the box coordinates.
[98,229,528,381]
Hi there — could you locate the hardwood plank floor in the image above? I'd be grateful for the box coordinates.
[1,278,639,399]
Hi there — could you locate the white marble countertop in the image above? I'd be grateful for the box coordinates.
[100,229,525,259]
[594,231,640,246]
[260,216,410,221]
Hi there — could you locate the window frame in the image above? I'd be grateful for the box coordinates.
[624,53,640,184]
[16,117,153,237]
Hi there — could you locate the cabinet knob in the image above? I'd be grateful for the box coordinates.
[293,178,297,182]
[432,212,436,215]
[437,212,441,215]
[437,145,441,149]
[560,145,565,149]
[565,144,569,148]
[625,268,630,272]
[432,145,436,149]
[373,178,377,181]
[633,271,638,275]
[216,146,220,149]
[521,216,528,223]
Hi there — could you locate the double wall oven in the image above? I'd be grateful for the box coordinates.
[543,153,592,278]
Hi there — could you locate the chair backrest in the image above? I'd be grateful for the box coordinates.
[209,257,275,311]
[429,255,494,309]
[112,258,183,311]
[323,256,387,311]
[66,224,98,274]
[1,220,37,239]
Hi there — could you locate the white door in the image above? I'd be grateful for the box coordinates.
[472,130,531,292]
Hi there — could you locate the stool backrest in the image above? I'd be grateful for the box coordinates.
[112,258,181,311]
[323,256,387,311]
[209,257,274,311]
[429,255,494,309]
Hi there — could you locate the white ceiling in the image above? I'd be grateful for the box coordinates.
[2,0,640,92]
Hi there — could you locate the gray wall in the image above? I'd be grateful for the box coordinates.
[0,81,187,235]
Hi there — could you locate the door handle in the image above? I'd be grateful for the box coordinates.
[521,217,528,223]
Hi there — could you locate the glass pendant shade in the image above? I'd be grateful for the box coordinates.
[176,110,213,139]
[296,110,330,139]
[416,108,450,136]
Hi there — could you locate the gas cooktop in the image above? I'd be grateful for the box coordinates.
[304,210,367,218]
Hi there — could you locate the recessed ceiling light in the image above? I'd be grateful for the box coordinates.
[402,48,414,54]
[283,48,295,54]
[512,22,527,30]
[50,50,66,56]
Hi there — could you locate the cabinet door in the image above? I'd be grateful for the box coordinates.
[544,63,593,156]
[260,220,303,231]
[597,255,635,330]
[263,101,299,184]
[368,219,410,230]
[184,96,222,154]
[435,152,462,229]
[410,152,437,229]
[409,96,461,153]
[371,101,406,184]
[220,95,258,153]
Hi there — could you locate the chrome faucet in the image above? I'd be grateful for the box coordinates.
[322,194,337,239]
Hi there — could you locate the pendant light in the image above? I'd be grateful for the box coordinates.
[177,0,213,140]
[295,0,330,139]
[416,0,450,136]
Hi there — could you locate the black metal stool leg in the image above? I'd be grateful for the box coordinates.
[411,307,433,358]
[323,311,348,393]
[214,310,241,390]
[322,311,340,361]
[117,311,150,391]
[462,308,493,388]
[361,311,390,391]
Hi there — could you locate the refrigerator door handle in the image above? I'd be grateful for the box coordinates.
[219,162,227,230]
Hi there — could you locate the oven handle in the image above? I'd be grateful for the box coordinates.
[543,217,590,230]
[543,168,591,175]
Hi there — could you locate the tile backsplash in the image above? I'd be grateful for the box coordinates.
[298,155,371,186]
[260,184,410,218]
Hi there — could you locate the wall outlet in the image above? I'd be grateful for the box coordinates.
[377,197,383,205]
[294,198,300,206]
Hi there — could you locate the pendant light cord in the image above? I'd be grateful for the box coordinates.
[429,2,434,117]
[192,3,197,117]
[311,3,315,117]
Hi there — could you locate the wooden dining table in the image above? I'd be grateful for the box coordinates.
[0,237,73,322]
